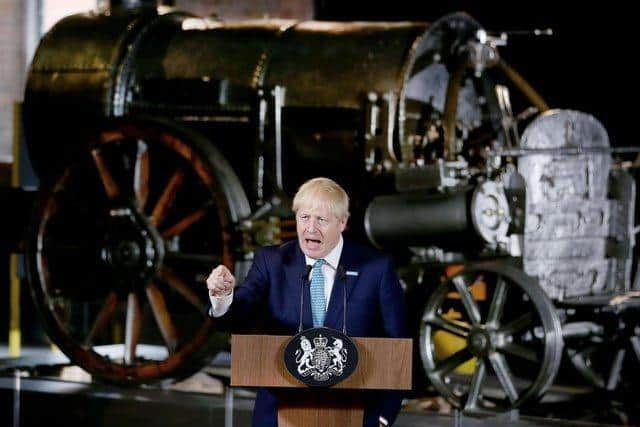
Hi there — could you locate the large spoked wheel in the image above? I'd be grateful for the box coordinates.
[420,263,563,412]
[26,117,250,383]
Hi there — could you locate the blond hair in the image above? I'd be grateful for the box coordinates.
[292,177,349,220]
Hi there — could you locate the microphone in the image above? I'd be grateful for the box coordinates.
[298,265,313,333]
[337,265,348,335]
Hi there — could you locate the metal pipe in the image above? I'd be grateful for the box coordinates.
[109,0,158,9]
[224,386,233,427]
[443,60,466,161]
[497,59,549,113]
[365,190,475,248]
[492,146,640,157]
[13,369,20,427]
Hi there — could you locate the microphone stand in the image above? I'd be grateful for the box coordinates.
[298,265,313,333]
[337,266,348,335]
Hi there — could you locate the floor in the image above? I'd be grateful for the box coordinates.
[0,346,636,427]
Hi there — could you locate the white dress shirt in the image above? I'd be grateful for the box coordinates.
[304,235,343,309]
[209,236,344,317]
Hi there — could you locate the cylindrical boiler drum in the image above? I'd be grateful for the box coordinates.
[365,190,480,249]
[23,9,189,184]
[120,18,433,197]
[25,10,490,198]
[122,19,295,197]
[113,16,474,202]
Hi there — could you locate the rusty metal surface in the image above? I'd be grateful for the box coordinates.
[159,19,296,87]
[24,10,165,182]
[27,10,157,109]
[519,110,634,299]
[264,21,426,108]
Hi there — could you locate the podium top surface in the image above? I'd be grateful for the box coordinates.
[231,335,412,390]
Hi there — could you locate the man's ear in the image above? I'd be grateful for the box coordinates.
[339,216,347,232]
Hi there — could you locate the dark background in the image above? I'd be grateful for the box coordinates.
[316,0,634,146]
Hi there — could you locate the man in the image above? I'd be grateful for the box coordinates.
[207,177,407,427]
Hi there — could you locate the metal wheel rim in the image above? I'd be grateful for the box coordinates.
[26,118,249,383]
[419,262,563,411]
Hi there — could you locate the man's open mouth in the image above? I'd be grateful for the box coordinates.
[305,238,321,244]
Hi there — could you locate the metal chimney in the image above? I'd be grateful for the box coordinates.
[106,0,161,10]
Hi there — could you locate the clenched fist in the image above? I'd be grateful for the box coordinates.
[206,265,236,297]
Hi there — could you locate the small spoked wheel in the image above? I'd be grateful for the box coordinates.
[27,118,250,383]
[565,299,640,393]
[420,263,563,412]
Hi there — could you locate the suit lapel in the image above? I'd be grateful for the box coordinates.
[283,243,313,331]
[324,239,360,330]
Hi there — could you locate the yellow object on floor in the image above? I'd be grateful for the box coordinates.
[433,310,476,375]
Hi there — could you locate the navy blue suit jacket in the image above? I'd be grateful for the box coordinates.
[216,238,408,426]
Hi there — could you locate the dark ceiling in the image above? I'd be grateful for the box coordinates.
[315,0,634,146]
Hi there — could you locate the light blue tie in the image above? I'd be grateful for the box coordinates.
[310,259,326,327]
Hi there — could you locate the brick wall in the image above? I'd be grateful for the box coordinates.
[0,0,24,164]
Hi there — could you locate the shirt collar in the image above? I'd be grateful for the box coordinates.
[304,235,343,270]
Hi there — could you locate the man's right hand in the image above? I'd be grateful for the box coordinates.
[206,265,236,297]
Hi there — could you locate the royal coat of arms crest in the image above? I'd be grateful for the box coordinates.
[284,327,358,387]
[295,335,347,381]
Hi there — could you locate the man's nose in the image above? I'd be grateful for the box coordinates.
[306,219,319,232]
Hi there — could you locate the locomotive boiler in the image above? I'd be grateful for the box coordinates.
[21,0,639,412]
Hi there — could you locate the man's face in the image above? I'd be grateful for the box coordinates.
[296,203,346,259]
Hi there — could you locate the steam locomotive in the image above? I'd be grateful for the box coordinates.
[20,1,639,412]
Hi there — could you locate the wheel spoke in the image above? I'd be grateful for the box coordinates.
[631,336,640,361]
[124,292,142,365]
[569,344,603,386]
[43,243,92,255]
[488,352,519,404]
[100,130,125,143]
[452,276,481,326]
[464,359,486,411]
[498,311,534,337]
[434,347,473,376]
[164,251,223,265]
[133,140,150,210]
[486,276,508,325]
[424,315,470,338]
[160,202,212,239]
[573,344,598,359]
[53,184,92,214]
[158,266,206,313]
[498,342,539,364]
[606,349,626,391]
[151,168,185,228]
[85,291,119,346]
[145,282,178,352]
[91,149,120,200]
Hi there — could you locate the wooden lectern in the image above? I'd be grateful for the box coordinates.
[231,335,412,427]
